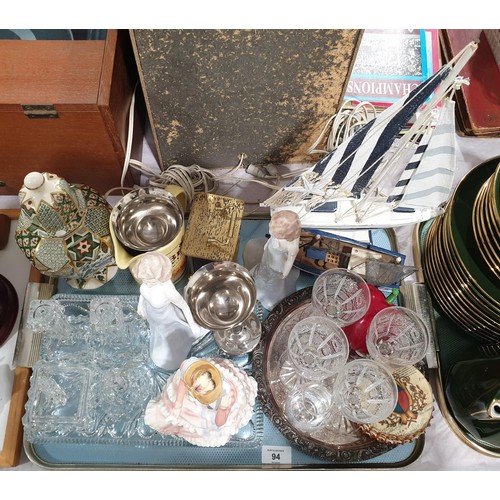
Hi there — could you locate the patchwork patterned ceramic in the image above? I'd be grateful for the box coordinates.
[15,172,115,288]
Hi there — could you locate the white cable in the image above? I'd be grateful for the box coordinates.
[116,85,319,205]
[120,82,139,189]
[104,186,135,198]
[118,45,473,208]
[306,100,378,155]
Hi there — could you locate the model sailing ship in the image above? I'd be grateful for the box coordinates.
[262,42,478,229]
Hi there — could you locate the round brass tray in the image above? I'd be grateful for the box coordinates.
[253,286,396,462]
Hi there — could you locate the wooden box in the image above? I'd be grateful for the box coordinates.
[0,29,138,196]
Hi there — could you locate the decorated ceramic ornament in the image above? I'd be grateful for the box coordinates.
[144,357,258,447]
[15,172,116,288]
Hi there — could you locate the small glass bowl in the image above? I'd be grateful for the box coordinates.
[366,306,429,368]
[284,382,333,433]
[287,316,349,381]
[334,358,398,424]
[311,268,371,326]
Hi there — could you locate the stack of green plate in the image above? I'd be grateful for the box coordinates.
[472,163,500,280]
[422,157,500,343]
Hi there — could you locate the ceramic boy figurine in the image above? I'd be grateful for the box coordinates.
[144,357,257,447]
[251,210,301,310]
[131,251,205,371]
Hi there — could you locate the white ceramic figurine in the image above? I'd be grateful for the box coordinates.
[131,251,205,371]
[251,210,301,310]
[144,357,257,447]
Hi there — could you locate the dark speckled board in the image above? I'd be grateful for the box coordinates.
[131,29,362,169]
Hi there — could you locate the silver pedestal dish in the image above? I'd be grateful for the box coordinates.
[184,261,261,355]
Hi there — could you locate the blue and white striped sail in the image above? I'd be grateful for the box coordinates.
[262,42,478,229]
[388,98,456,209]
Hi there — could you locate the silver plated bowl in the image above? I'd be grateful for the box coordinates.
[184,261,256,331]
[111,187,184,252]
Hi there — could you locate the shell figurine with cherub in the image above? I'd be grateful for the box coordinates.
[144,357,257,447]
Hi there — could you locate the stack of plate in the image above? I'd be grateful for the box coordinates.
[422,157,500,343]
[472,164,500,280]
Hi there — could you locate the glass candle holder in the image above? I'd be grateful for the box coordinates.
[89,297,124,331]
[28,299,65,333]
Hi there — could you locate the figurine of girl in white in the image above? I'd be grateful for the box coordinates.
[131,251,205,371]
[251,210,301,310]
[144,357,257,447]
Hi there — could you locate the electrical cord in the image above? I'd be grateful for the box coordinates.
[306,99,378,155]
[108,84,340,204]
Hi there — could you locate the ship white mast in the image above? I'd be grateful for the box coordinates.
[261,42,478,229]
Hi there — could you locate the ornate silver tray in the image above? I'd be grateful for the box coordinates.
[253,286,397,462]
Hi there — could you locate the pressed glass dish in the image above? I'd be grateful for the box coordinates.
[22,294,263,448]
[26,364,91,431]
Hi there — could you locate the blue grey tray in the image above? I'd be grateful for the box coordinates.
[24,219,424,469]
